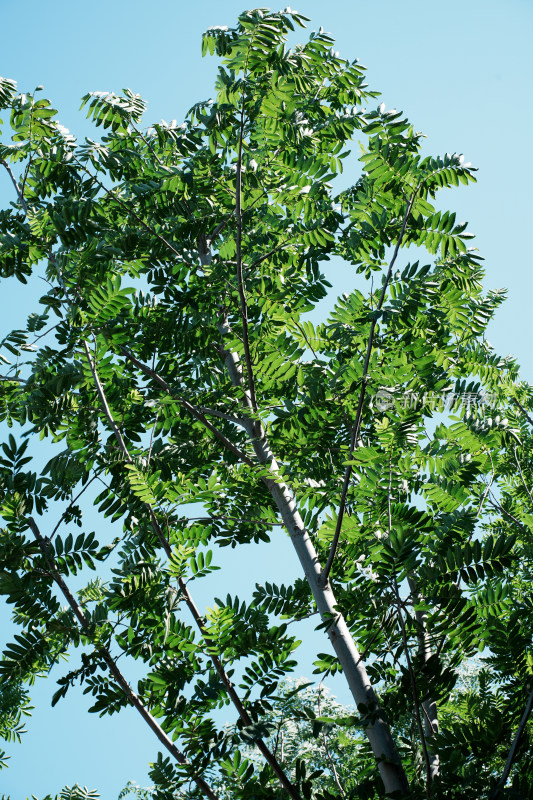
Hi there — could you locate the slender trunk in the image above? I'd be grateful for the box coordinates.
[256,445,408,795]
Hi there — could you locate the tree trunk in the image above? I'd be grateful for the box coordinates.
[215,309,409,796]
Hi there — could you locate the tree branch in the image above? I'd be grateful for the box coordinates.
[234,83,259,416]
[0,158,28,213]
[145,511,303,800]
[82,339,131,461]
[512,396,533,428]
[26,517,220,800]
[78,165,182,259]
[487,496,527,533]
[489,689,533,800]
[49,472,100,541]
[215,272,409,795]
[513,445,533,508]
[407,575,439,777]
[317,684,347,800]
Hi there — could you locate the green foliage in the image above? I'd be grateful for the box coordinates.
[217,680,367,799]
[1,787,101,800]
[0,7,532,799]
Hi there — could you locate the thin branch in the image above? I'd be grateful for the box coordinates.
[420,701,438,736]
[146,346,160,466]
[130,120,168,170]
[476,462,495,520]
[82,339,131,461]
[146,412,159,467]
[247,239,291,271]
[198,406,248,428]
[272,717,285,760]
[319,189,418,588]
[317,684,347,800]
[512,396,533,428]
[180,515,284,526]
[78,154,233,264]
[294,320,319,361]
[354,610,394,668]
[387,455,393,532]
[489,689,533,800]
[78,166,182,259]
[386,456,432,794]
[0,158,28,213]
[26,518,220,800]
[49,473,100,541]
[513,445,533,508]
[20,95,37,205]
[28,323,60,347]
[407,574,440,776]
[207,213,235,246]
[235,82,259,417]
[487,495,527,533]
[146,512,302,800]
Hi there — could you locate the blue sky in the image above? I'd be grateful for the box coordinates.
[0,0,532,797]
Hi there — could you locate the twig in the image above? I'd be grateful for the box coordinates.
[319,189,418,588]
[145,346,160,466]
[487,496,527,533]
[476,467,495,520]
[180,515,284,526]
[386,458,432,794]
[79,166,182,258]
[294,320,319,361]
[207,213,234,245]
[247,239,291,271]
[49,473,100,541]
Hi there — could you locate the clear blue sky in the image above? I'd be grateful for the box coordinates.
[1,1,532,797]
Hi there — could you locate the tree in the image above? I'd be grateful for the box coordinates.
[1,7,533,798]
[217,680,370,800]
[121,680,378,800]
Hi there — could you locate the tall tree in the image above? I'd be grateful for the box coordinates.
[1,8,532,799]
